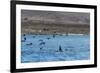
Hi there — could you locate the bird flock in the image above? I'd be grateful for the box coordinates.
[21,33,90,63]
[21,34,64,52]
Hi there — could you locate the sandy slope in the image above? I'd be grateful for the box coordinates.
[21,10,90,34]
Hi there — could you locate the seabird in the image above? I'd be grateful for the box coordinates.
[26,43,32,45]
[39,42,45,45]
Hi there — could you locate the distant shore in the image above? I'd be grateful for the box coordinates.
[21,21,90,35]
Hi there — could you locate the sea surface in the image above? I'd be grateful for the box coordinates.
[21,34,90,63]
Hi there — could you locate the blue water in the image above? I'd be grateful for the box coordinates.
[21,34,90,63]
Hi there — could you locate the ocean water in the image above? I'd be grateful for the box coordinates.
[21,34,90,63]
